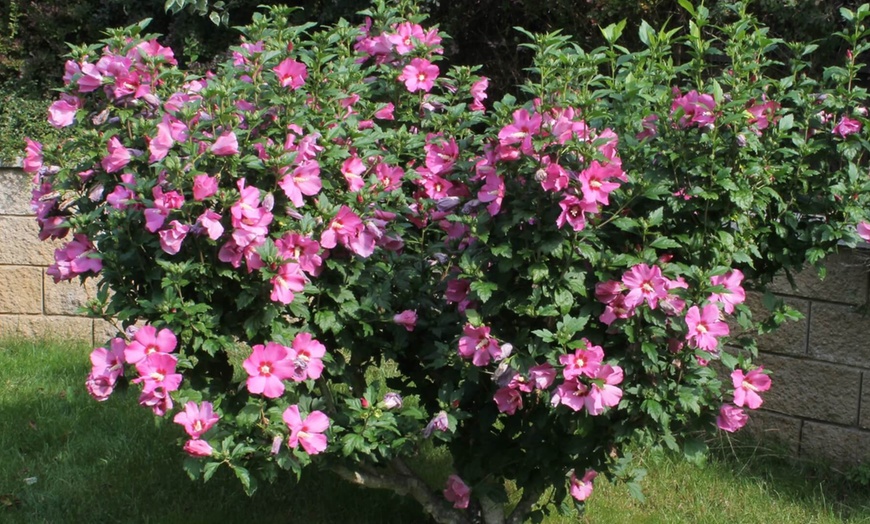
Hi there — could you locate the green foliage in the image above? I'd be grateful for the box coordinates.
[26,1,870,523]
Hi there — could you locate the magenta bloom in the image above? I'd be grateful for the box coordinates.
[709,269,746,314]
[731,367,771,409]
[685,304,730,353]
[46,234,102,282]
[551,379,589,412]
[579,161,622,206]
[210,131,239,156]
[569,469,598,502]
[559,340,604,380]
[279,160,322,207]
[132,352,183,394]
[470,77,489,111]
[101,136,131,173]
[242,342,295,398]
[90,337,127,380]
[671,89,716,128]
[273,58,308,89]
[834,116,862,137]
[393,310,418,331]
[192,174,219,201]
[557,195,595,231]
[443,475,470,509]
[270,262,306,305]
[159,220,190,255]
[173,401,219,438]
[288,332,326,382]
[458,324,503,366]
[341,156,366,192]
[139,386,174,416]
[493,387,523,415]
[529,363,556,390]
[48,94,81,128]
[183,439,214,457]
[584,364,624,415]
[320,205,364,250]
[478,172,505,216]
[398,58,439,93]
[716,404,748,433]
[283,405,330,455]
[859,221,870,242]
[197,210,224,240]
[124,325,177,364]
[622,264,669,310]
[23,138,43,174]
[424,410,450,437]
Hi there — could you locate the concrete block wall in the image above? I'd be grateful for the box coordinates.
[2,165,870,465]
[0,167,106,344]
[750,248,870,467]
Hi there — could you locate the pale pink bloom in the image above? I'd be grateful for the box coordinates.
[283,405,330,455]
[559,340,604,380]
[173,401,219,438]
[243,342,295,398]
[272,58,308,89]
[374,103,395,120]
[551,378,589,411]
[709,269,745,314]
[388,22,426,54]
[134,39,177,64]
[48,94,81,128]
[192,174,219,201]
[210,131,239,156]
[443,475,470,509]
[470,77,489,111]
[622,264,669,310]
[458,324,503,366]
[570,470,597,501]
[279,160,322,207]
[23,138,43,174]
[585,364,624,415]
[197,210,224,240]
[106,174,137,210]
[270,262,306,304]
[731,367,771,409]
[529,363,556,390]
[159,220,190,255]
[493,387,522,415]
[860,221,870,242]
[183,439,214,457]
[716,404,748,433]
[382,392,403,410]
[287,332,326,382]
[132,352,183,394]
[101,137,131,173]
[834,116,862,137]
[393,310,418,331]
[685,304,730,353]
[398,58,439,93]
[423,410,450,437]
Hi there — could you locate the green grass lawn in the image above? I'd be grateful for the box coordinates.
[2,337,870,523]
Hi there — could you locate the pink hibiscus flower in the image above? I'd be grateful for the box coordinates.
[283,405,330,455]
[242,342,295,398]
[398,58,439,93]
[443,475,470,509]
[731,367,771,409]
[173,401,220,438]
[716,404,748,433]
[570,469,597,501]
[124,325,177,364]
[685,304,730,353]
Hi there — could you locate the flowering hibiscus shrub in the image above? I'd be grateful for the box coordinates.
[26,1,870,522]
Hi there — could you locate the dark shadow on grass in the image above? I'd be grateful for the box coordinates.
[0,338,431,524]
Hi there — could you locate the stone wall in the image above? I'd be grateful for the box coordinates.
[748,248,870,467]
[1,165,870,464]
[0,166,107,344]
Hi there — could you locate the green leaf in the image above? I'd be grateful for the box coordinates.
[532,329,555,342]
[203,461,221,483]
[778,113,794,132]
[232,465,257,495]
[649,236,680,250]
[470,281,498,303]
[677,0,697,17]
[683,438,708,466]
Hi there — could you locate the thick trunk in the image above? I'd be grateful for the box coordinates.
[328,459,472,524]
